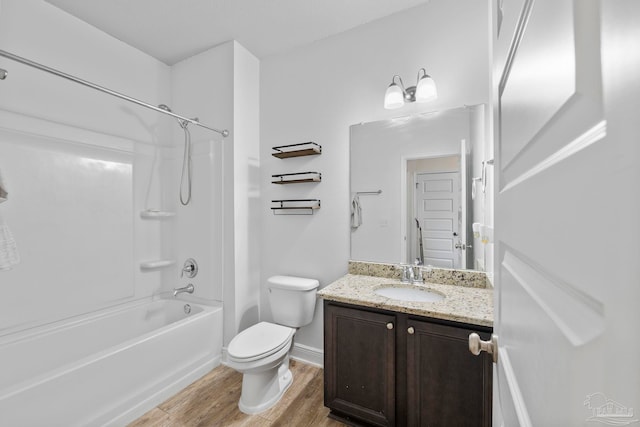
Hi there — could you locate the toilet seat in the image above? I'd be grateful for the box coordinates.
[228,322,295,362]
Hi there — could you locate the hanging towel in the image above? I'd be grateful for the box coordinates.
[0,169,19,270]
[0,169,7,203]
[351,194,362,228]
[0,215,20,271]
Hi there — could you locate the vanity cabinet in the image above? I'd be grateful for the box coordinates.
[324,301,492,427]
[324,303,397,426]
[405,316,492,426]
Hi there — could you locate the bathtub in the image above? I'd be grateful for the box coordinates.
[0,297,223,426]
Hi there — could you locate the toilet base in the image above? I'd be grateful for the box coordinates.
[238,357,293,414]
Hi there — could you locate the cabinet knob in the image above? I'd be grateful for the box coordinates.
[468,333,498,364]
[386,322,394,330]
[407,326,415,335]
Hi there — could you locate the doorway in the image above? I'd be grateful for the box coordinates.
[406,155,462,268]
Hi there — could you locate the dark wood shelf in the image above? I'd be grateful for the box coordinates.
[271,171,321,184]
[273,206,321,210]
[271,199,321,214]
[272,142,322,158]
[273,178,320,184]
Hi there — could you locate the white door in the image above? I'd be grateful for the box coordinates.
[493,0,640,426]
[415,172,460,268]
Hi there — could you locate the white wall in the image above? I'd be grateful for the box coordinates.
[0,0,172,333]
[0,0,170,142]
[172,41,260,346]
[231,42,261,339]
[260,0,490,355]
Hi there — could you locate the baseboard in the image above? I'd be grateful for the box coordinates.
[222,343,323,368]
[290,342,323,368]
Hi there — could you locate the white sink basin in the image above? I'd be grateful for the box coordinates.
[375,286,445,303]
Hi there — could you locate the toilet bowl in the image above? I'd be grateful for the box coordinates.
[226,275,319,414]
[227,322,296,414]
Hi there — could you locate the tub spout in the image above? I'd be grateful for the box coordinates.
[173,284,194,297]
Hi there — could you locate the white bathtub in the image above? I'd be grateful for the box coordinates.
[0,297,223,426]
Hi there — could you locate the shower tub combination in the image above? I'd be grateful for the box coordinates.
[0,298,223,426]
[0,49,228,426]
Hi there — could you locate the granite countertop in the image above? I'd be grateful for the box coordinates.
[317,273,493,327]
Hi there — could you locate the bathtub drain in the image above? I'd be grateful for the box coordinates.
[184,304,191,314]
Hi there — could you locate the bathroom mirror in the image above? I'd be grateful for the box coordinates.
[349,105,492,271]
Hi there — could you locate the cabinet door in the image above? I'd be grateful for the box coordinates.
[324,303,396,426]
[406,319,492,427]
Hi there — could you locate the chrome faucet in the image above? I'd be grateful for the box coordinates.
[412,266,423,284]
[401,264,414,283]
[412,258,423,284]
[173,283,194,297]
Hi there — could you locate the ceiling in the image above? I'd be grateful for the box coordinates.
[45,0,430,65]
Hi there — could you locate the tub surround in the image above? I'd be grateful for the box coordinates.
[321,262,493,327]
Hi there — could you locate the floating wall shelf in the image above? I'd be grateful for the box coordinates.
[271,199,321,215]
[139,259,176,270]
[271,171,321,184]
[140,210,176,219]
[272,142,322,159]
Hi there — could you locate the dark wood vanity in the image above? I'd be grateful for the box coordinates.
[323,300,493,427]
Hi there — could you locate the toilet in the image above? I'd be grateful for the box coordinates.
[226,275,319,414]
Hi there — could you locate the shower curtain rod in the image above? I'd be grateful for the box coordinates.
[0,49,229,137]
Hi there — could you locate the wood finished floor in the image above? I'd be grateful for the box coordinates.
[128,360,345,427]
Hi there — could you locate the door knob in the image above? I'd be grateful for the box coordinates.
[407,326,415,335]
[454,240,469,250]
[468,333,498,364]
[386,322,394,330]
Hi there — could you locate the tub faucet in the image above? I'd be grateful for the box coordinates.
[173,283,194,297]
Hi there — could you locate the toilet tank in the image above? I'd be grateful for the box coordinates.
[267,275,319,328]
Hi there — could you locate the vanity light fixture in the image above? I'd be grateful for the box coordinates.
[383,68,438,109]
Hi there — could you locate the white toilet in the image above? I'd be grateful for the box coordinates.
[226,275,319,414]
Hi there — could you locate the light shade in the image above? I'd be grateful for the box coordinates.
[384,83,405,109]
[415,74,437,102]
